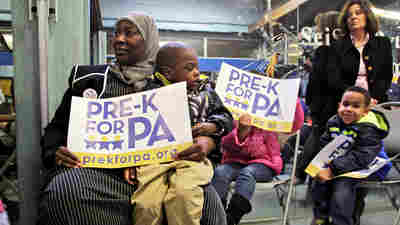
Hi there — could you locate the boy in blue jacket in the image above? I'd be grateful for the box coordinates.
[311,86,391,225]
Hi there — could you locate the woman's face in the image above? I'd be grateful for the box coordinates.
[112,20,146,66]
[346,4,367,33]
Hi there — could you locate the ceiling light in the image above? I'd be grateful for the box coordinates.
[371,7,400,21]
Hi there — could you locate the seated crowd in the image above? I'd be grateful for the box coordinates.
[38,1,397,225]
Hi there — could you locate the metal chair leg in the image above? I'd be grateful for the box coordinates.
[394,208,400,225]
[275,182,291,225]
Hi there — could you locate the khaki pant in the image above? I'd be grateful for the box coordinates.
[132,159,213,225]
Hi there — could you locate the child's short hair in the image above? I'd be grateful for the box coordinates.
[155,42,190,72]
[344,86,371,106]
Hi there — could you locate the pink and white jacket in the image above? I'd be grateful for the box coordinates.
[221,99,304,175]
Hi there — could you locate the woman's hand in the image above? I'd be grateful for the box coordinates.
[123,167,138,185]
[174,136,216,162]
[55,146,82,168]
[192,122,217,137]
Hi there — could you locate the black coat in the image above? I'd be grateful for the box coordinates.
[306,45,338,126]
[306,35,393,126]
[330,35,393,103]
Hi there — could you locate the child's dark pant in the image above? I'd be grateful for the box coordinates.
[311,177,359,225]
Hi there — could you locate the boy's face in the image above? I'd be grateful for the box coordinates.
[112,20,146,66]
[168,48,200,90]
[338,91,369,124]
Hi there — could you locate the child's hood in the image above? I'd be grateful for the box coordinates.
[356,109,390,139]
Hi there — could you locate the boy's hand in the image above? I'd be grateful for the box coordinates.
[192,122,217,137]
[174,136,215,162]
[55,146,82,168]
[317,168,333,182]
[123,167,138,185]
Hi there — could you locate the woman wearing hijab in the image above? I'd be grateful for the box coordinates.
[38,13,228,225]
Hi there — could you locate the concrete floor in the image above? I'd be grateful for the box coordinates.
[236,180,400,225]
[242,208,399,225]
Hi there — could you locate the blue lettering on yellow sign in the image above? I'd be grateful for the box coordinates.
[328,139,353,159]
[225,68,282,117]
[251,93,281,117]
[87,93,159,120]
[128,114,176,148]
[86,120,125,135]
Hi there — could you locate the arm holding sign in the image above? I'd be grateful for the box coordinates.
[182,83,234,164]
[315,109,391,181]
[212,113,283,224]
[192,86,234,137]
[286,99,305,134]
[175,136,216,162]
[235,113,252,142]
[41,71,78,169]
[329,125,383,176]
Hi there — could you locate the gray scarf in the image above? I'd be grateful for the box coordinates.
[111,12,159,90]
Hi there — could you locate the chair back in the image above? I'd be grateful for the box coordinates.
[374,102,400,157]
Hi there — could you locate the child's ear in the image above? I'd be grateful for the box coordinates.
[362,103,371,116]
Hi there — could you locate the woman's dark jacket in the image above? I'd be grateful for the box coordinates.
[306,45,338,126]
[306,35,393,126]
[41,65,233,169]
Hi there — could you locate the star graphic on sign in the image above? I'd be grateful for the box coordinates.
[112,140,124,150]
[224,97,233,105]
[99,141,110,150]
[233,100,241,107]
[85,140,97,150]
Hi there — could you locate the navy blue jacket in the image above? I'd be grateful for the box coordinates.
[321,109,391,179]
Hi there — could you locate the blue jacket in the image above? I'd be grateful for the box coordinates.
[321,109,391,180]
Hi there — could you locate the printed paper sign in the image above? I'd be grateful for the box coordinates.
[67,82,193,168]
[215,63,300,132]
[337,157,390,179]
[305,135,390,179]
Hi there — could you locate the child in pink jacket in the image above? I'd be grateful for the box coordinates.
[212,99,304,225]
